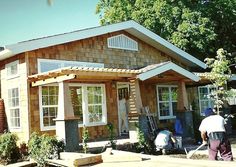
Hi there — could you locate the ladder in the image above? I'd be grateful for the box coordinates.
[143,106,157,136]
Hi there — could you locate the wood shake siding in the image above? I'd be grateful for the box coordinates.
[1,31,189,140]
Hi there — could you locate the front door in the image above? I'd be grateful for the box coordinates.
[117,83,130,136]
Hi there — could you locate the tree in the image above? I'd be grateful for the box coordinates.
[96,0,236,60]
[204,48,232,115]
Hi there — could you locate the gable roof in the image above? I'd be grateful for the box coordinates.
[0,20,206,69]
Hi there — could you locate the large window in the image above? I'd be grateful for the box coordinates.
[8,87,20,129]
[40,86,58,130]
[6,60,19,79]
[157,85,177,120]
[38,59,104,73]
[40,84,107,130]
[198,85,215,116]
[87,86,104,124]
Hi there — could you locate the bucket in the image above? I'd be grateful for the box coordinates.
[175,136,182,148]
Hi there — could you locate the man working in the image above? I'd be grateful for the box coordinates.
[199,108,233,161]
[154,128,176,155]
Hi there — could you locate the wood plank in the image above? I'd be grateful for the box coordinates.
[31,74,76,87]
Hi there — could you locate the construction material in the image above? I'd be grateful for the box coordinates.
[143,106,157,136]
[186,143,207,159]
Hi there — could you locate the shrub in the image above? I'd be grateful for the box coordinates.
[106,123,116,149]
[135,123,153,154]
[82,125,89,153]
[0,132,20,165]
[28,132,65,167]
[19,142,29,161]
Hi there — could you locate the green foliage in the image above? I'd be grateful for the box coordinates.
[205,48,232,114]
[96,0,236,59]
[0,132,20,165]
[135,123,153,154]
[19,142,29,161]
[82,125,89,153]
[106,123,116,149]
[28,132,65,167]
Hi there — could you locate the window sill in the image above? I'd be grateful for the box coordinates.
[41,126,56,131]
[82,122,107,127]
[6,75,20,80]
[9,127,22,132]
[159,116,176,120]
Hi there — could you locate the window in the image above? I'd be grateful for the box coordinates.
[157,85,177,120]
[70,86,83,124]
[38,59,104,73]
[40,84,107,130]
[6,60,19,79]
[107,34,138,51]
[40,86,58,130]
[198,85,215,116]
[8,88,20,128]
[86,86,105,124]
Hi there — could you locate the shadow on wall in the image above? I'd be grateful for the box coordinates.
[0,99,8,133]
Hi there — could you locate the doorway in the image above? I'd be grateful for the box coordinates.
[117,83,130,136]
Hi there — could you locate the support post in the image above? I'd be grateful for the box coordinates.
[177,80,188,112]
[54,81,79,152]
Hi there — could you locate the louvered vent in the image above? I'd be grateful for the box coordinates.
[107,34,138,51]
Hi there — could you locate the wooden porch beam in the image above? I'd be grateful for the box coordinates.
[31,74,76,87]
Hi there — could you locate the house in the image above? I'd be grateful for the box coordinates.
[0,20,206,148]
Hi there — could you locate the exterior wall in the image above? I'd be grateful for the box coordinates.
[0,54,29,142]
[0,31,191,141]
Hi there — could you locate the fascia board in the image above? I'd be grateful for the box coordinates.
[137,62,200,82]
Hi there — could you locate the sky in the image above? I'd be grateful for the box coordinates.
[0,0,100,46]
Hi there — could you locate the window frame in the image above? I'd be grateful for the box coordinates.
[39,83,107,131]
[39,84,59,131]
[198,85,215,116]
[156,85,177,120]
[69,83,107,127]
[8,87,21,130]
[6,60,19,79]
[37,59,104,73]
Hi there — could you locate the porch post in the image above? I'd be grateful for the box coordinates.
[128,79,143,142]
[177,80,189,112]
[129,79,143,114]
[55,81,79,152]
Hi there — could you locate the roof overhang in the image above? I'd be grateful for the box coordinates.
[137,62,200,82]
[0,20,206,69]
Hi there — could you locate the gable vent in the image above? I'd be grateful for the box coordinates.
[107,34,138,51]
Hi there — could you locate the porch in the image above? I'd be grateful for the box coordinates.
[27,61,200,151]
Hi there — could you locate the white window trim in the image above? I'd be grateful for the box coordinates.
[70,83,107,127]
[39,84,58,131]
[6,60,19,79]
[39,83,107,131]
[8,86,21,131]
[198,85,215,116]
[157,85,177,120]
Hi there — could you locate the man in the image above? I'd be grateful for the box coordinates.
[199,108,233,161]
[154,128,176,155]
